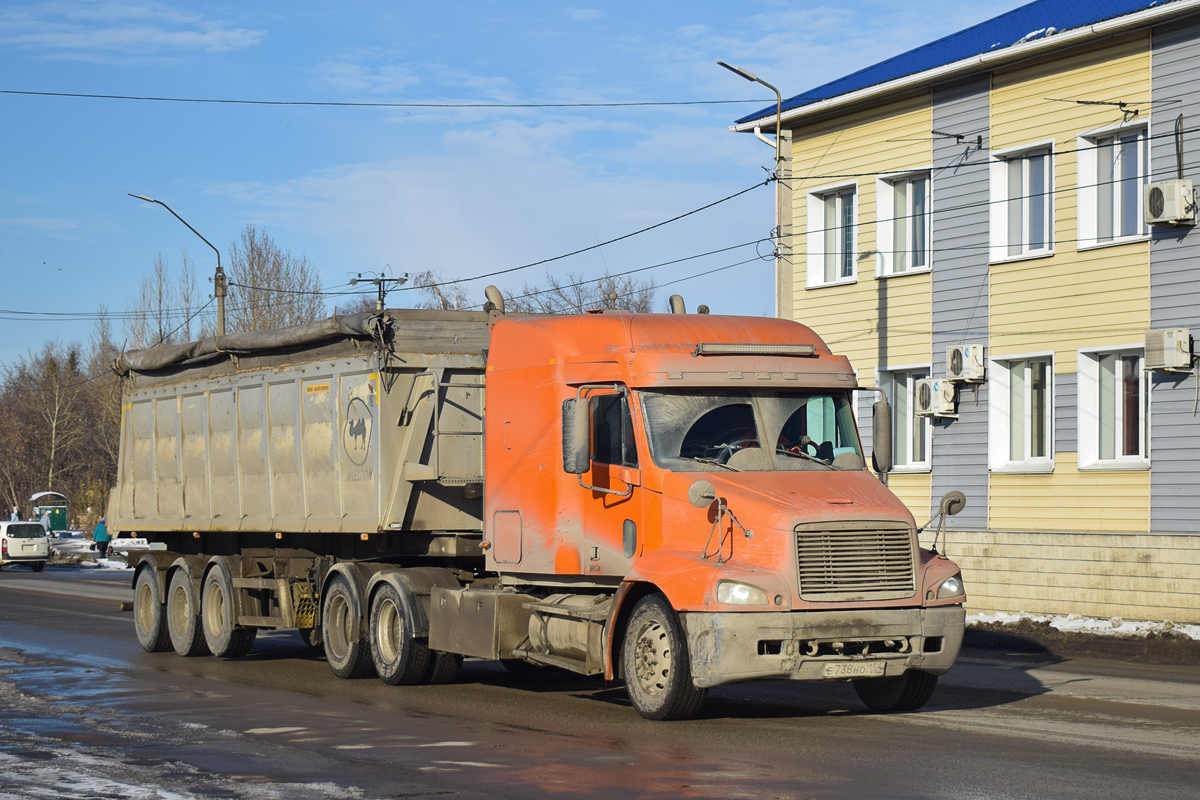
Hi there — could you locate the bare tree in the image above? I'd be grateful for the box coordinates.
[226,225,325,332]
[504,270,655,315]
[411,270,472,311]
[123,251,207,348]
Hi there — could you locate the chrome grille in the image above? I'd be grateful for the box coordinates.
[795,523,916,601]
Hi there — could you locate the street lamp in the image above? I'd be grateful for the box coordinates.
[717,60,783,164]
[128,193,227,336]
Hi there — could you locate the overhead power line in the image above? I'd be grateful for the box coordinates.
[0,89,767,109]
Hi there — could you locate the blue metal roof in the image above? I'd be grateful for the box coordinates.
[735,0,1179,125]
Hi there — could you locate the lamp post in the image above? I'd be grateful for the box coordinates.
[128,194,227,336]
[717,60,783,164]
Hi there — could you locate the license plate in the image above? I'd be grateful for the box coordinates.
[822,661,886,679]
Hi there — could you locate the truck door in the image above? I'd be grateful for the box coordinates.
[579,390,643,576]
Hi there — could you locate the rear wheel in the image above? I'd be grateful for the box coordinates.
[425,651,462,684]
[133,567,170,652]
[369,583,432,685]
[322,573,374,679]
[853,670,938,712]
[166,569,209,657]
[30,562,45,573]
[622,595,707,720]
[201,560,257,658]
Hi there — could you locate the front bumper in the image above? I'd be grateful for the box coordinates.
[681,606,965,689]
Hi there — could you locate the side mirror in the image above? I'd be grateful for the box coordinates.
[562,398,591,474]
[872,398,893,475]
[939,490,966,517]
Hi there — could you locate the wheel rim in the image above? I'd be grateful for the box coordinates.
[169,582,190,633]
[136,579,155,635]
[203,582,225,638]
[327,593,351,660]
[376,597,401,664]
[632,618,671,698]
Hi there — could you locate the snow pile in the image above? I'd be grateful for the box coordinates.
[48,533,146,570]
[969,611,1200,642]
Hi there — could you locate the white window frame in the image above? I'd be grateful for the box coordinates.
[806,181,858,288]
[1077,345,1150,470]
[876,169,932,277]
[989,141,1055,263]
[988,353,1055,473]
[1077,121,1150,250]
[879,364,932,473]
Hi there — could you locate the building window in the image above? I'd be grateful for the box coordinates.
[883,368,930,470]
[877,172,930,276]
[806,184,857,287]
[990,146,1053,261]
[1077,125,1148,247]
[989,356,1053,471]
[1078,349,1149,469]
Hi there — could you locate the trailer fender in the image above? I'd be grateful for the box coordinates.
[130,551,178,597]
[321,562,369,644]
[365,567,460,639]
[169,555,209,595]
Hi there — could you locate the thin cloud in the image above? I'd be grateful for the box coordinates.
[568,9,603,22]
[0,1,264,54]
[0,216,77,232]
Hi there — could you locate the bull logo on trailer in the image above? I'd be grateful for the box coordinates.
[342,396,373,466]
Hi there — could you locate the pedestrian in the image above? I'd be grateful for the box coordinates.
[40,512,51,534]
[9,506,16,522]
[93,518,112,559]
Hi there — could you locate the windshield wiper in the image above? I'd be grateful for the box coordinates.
[690,456,738,472]
[776,447,834,469]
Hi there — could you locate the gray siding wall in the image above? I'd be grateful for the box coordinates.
[1055,372,1077,455]
[1150,19,1200,533]
[930,77,991,528]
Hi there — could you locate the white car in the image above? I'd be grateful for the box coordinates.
[0,521,49,571]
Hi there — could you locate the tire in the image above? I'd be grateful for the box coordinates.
[622,595,707,720]
[299,627,323,650]
[322,573,374,679]
[424,651,463,685]
[853,670,938,712]
[166,568,210,657]
[369,583,432,685]
[30,562,45,573]
[201,560,257,658]
[133,567,171,652]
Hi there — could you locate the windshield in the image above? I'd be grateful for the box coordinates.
[5,523,45,539]
[639,389,864,472]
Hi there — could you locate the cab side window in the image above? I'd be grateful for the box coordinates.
[591,394,639,468]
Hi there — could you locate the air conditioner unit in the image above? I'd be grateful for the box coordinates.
[1145,327,1193,370]
[915,378,956,417]
[946,344,986,382]
[1145,180,1195,225]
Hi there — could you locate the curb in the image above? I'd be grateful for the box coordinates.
[964,626,1200,666]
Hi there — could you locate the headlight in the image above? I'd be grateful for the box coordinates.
[717,581,769,605]
[937,574,965,599]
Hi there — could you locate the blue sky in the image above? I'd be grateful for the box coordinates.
[0,0,1016,364]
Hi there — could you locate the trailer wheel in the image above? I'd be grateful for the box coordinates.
[202,560,257,658]
[622,595,707,720]
[166,569,210,657]
[133,567,170,652]
[853,670,938,712]
[369,583,432,685]
[424,651,463,684]
[322,573,374,679]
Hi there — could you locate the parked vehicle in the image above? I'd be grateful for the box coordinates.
[0,521,49,571]
[110,299,966,719]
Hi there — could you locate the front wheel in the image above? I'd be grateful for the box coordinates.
[622,595,707,720]
[853,670,938,712]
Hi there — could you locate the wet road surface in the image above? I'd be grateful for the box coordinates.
[1,568,1198,798]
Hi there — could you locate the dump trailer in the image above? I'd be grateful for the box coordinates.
[111,304,966,720]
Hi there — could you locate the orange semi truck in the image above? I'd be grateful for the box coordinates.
[111,299,966,720]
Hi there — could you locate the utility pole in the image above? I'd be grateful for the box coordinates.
[349,274,410,312]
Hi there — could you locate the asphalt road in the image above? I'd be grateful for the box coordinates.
[1,567,1198,799]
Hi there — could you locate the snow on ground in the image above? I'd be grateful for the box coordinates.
[969,610,1200,642]
[48,531,145,570]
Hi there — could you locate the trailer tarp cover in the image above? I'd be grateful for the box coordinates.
[113,313,389,375]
